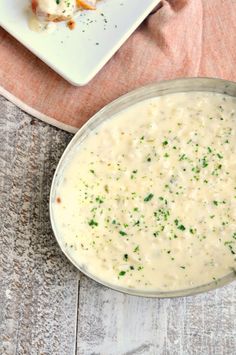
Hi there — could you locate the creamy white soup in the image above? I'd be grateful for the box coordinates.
[52,92,236,291]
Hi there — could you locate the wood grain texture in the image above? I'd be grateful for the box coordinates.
[0,96,80,355]
[77,276,236,355]
[0,95,236,355]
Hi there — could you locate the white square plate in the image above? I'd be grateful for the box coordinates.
[0,0,160,86]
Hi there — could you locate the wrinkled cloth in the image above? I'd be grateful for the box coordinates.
[1,0,236,132]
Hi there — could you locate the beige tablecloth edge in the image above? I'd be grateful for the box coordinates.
[0,85,78,134]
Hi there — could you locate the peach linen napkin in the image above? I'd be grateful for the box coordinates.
[1,0,236,133]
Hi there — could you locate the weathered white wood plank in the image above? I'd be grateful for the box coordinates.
[77,275,236,355]
[0,96,80,355]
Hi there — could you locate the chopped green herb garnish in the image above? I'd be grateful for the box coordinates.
[119,271,126,276]
[154,208,170,221]
[202,156,208,168]
[179,154,186,161]
[144,193,154,202]
[119,230,127,236]
[178,224,186,231]
[95,197,104,204]
[133,220,140,226]
[88,219,98,227]
[225,243,235,255]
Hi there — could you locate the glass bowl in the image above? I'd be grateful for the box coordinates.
[50,77,236,297]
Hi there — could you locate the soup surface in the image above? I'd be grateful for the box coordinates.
[52,92,236,292]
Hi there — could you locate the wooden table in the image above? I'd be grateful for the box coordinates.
[0,95,235,355]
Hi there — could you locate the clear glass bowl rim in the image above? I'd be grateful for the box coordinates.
[50,77,236,298]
